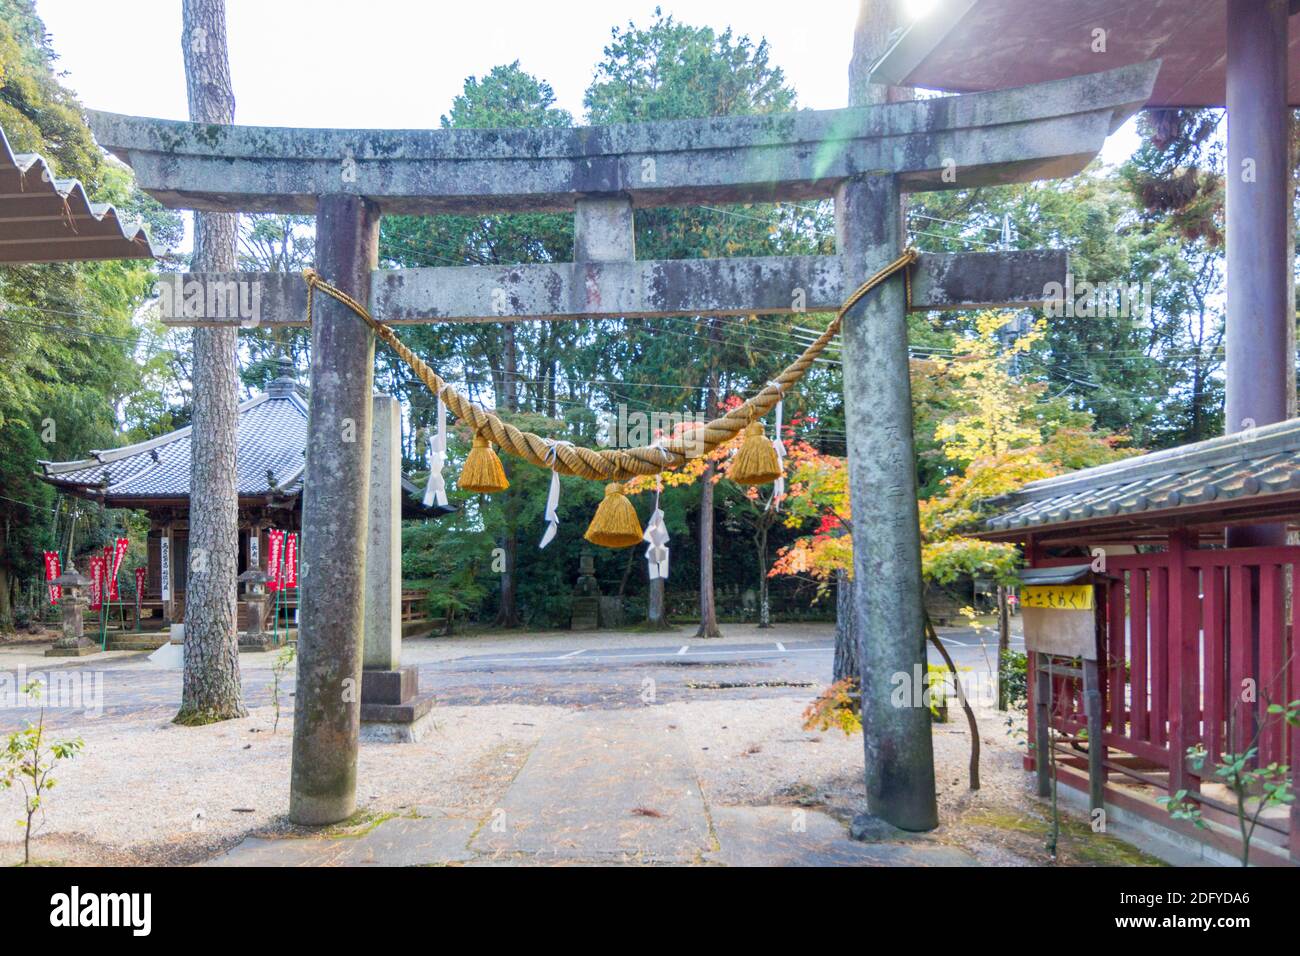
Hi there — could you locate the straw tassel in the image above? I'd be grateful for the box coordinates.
[730,421,783,485]
[584,483,643,549]
[459,435,509,493]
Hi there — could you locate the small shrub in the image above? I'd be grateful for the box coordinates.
[270,644,297,734]
[802,678,861,735]
[1,680,84,865]
[1000,649,1028,711]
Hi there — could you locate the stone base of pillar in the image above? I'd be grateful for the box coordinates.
[360,665,436,743]
[238,632,274,652]
[106,636,168,652]
[45,642,99,657]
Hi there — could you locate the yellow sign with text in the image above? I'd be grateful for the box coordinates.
[1022,585,1093,611]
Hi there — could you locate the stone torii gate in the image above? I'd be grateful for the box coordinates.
[90,59,1156,830]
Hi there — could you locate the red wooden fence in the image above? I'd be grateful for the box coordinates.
[1028,542,1299,862]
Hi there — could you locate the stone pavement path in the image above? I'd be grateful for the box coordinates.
[470,710,711,863]
[206,710,978,867]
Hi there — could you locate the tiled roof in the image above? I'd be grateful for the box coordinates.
[40,371,309,502]
[980,418,1300,538]
[39,365,449,517]
[0,124,153,264]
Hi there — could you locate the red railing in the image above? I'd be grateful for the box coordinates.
[1029,542,1299,862]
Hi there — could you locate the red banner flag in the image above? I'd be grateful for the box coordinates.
[134,566,147,604]
[43,551,62,604]
[283,533,298,589]
[266,530,285,593]
[108,537,129,601]
[88,555,106,611]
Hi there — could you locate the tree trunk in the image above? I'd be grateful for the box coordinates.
[0,564,12,631]
[696,461,722,637]
[925,612,980,790]
[756,525,771,628]
[176,0,245,724]
[849,1,911,108]
[494,326,521,628]
[833,568,859,684]
[997,585,1011,711]
[696,319,722,639]
[495,529,521,628]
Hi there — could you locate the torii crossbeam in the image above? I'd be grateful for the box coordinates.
[90,59,1158,829]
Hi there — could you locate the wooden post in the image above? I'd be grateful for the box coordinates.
[1082,658,1105,814]
[289,193,378,826]
[1291,564,1300,863]
[1166,530,1197,794]
[837,173,938,831]
[1034,653,1052,798]
[161,521,174,623]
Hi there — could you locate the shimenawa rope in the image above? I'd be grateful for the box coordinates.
[300,248,917,483]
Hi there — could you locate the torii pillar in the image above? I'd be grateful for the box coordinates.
[837,175,937,831]
[289,194,378,825]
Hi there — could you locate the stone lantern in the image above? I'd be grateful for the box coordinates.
[570,550,600,631]
[238,568,272,650]
[46,564,98,657]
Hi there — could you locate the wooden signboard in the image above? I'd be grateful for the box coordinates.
[1022,585,1097,659]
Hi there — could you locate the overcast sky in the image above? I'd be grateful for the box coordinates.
[37,1,866,124]
[36,0,1137,158]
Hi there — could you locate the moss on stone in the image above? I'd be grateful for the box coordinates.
[318,809,397,839]
[964,808,1168,867]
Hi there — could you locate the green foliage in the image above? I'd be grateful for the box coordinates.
[0,1,180,630]
[0,0,100,182]
[1,680,84,865]
[909,153,1229,451]
[0,5,1253,640]
[270,644,297,734]
[585,8,794,122]
[999,649,1029,711]
[380,25,829,629]
[1159,699,1300,866]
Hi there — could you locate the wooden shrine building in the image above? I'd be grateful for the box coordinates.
[978,420,1300,865]
[38,359,445,626]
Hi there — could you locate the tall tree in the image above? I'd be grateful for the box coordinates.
[382,63,575,629]
[176,0,245,723]
[696,319,723,637]
[0,1,175,629]
[585,11,800,638]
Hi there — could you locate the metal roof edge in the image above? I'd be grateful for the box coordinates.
[0,123,155,262]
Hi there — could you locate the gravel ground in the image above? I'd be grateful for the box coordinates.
[0,702,558,866]
[0,621,1153,867]
[0,688,1082,866]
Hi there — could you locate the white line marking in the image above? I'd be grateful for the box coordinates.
[450,646,831,665]
[559,649,585,658]
[677,645,689,655]
[775,642,787,652]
